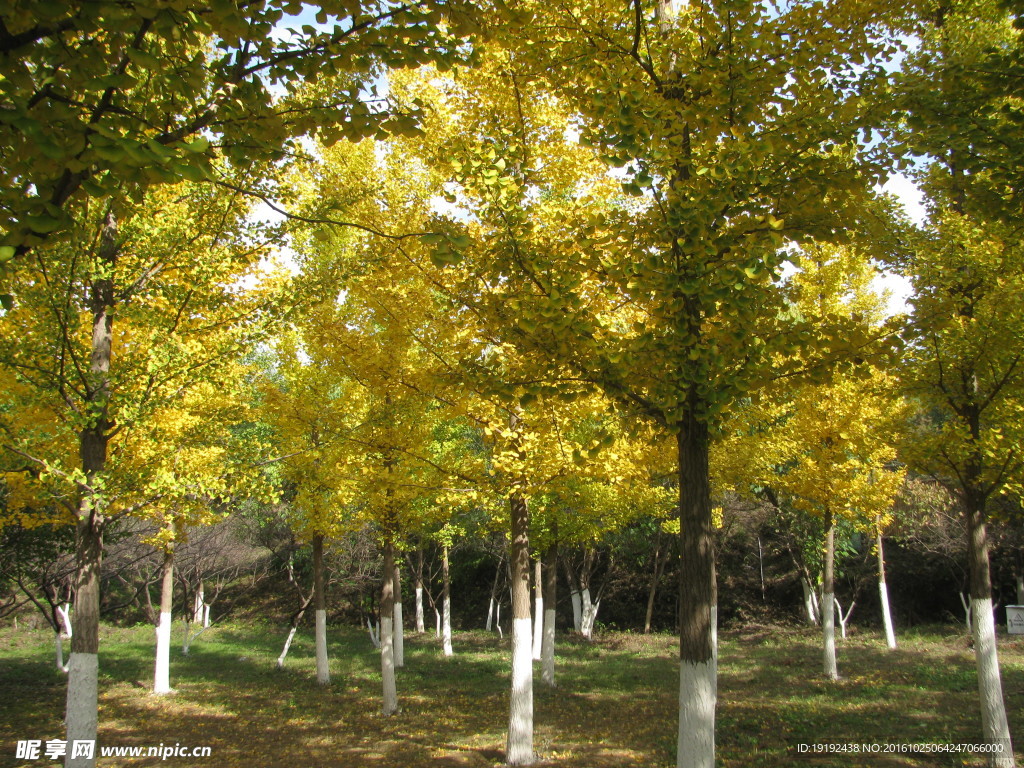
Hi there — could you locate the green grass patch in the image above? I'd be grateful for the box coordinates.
[1,622,1021,767]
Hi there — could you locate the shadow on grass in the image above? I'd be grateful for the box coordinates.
[2,623,1022,768]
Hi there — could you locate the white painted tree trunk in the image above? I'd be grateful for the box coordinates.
[154,612,172,694]
[381,539,398,716]
[434,608,441,639]
[711,604,718,699]
[879,581,897,649]
[393,563,404,668]
[677,659,715,768]
[674,423,717,768]
[367,617,381,649]
[55,603,72,674]
[193,583,205,625]
[154,548,173,694]
[313,534,329,685]
[823,591,837,679]
[506,458,534,767]
[580,590,600,640]
[1016,573,1024,606]
[277,626,299,668]
[541,606,556,686]
[315,610,330,685]
[973,598,1015,767]
[415,585,425,634]
[876,524,897,649]
[541,543,557,687]
[181,621,209,656]
[443,595,453,657]
[278,592,312,669]
[801,577,819,625]
[570,590,582,633]
[486,553,503,631]
[486,597,496,632]
[833,597,854,641]
[65,653,98,768]
[442,544,453,657]
[822,517,838,681]
[58,603,73,637]
[508,617,534,765]
[56,633,68,673]
[381,615,398,715]
[394,601,405,668]
[533,559,543,660]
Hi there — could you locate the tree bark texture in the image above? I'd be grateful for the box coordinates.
[66,208,118,768]
[381,539,398,716]
[313,534,330,685]
[393,560,404,668]
[676,421,716,768]
[154,548,174,694]
[442,543,453,657]
[541,542,557,687]
[822,513,838,681]
[507,481,534,766]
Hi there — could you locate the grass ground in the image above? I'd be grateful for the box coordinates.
[0,621,1021,767]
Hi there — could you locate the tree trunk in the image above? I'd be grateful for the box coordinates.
[580,587,600,640]
[966,489,1015,766]
[563,557,582,632]
[800,573,820,626]
[645,533,667,633]
[442,543,453,657]
[193,582,205,626]
[154,548,174,694]
[313,534,330,686]
[415,547,426,634]
[393,560,404,668]
[507,485,534,766]
[532,557,543,660]
[877,522,897,650]
[381,539,398,716]
[66,492,105,768]
[55,603,72,674]
[822,512,838,681]
[66,208,118,768]
[486,553,503,631]
[676,421,715,768]
[277,594,312,669]
[541,541,557,687]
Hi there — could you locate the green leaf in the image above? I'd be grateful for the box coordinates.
[25,214,63,234]
[184,137,211,154]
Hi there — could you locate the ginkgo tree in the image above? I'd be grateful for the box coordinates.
[897,210,1024,766]
[768,246,905,679]
[890,2,1023,762]
[772,371,904,679]
[0,178,286,768]
[288,143,467,713]
[139,368,269,695]
[257,331,369,685]
[400,4,897,762]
